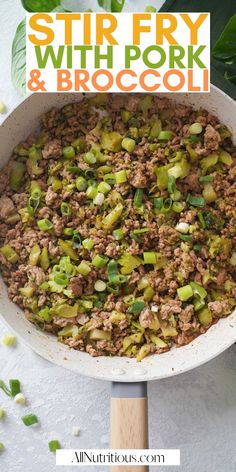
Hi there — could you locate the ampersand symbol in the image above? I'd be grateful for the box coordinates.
[27,69,47,92]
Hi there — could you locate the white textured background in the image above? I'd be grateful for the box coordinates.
[0,1,236,471]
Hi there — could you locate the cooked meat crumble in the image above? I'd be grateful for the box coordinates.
[0,93,235,361]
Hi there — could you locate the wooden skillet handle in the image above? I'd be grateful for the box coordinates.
[110,382,148,472]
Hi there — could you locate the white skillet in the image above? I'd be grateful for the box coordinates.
[0,86,235,471]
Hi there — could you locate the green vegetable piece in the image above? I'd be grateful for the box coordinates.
[198,308,212,326]
[121,110,132,123]
[230,252,236,266]
[127,300,145,315]
[59,240,78,261]
[82,238,94,250]
[89,329,111,341]
[76,176,88,192]
[60,202,72,217]
[156,165,169,190]
[83,152,96,165]
[92,254,109,268]
[39,247,50,270]
[143,252,157,264]
[2,333,16,347]
[63,146,75,159]
[48,440,61,453]
[77,261,91,276]
[150,119,162,138]
[101,132,123,152]
[190,282,207,299]
[118,253,143,275]
[150,335,168,348]
[145,5,157,12]
[158,130,173,141]
[187,194,205,208]
[9,379,20,397]
[219,149,233,166]
[19,286,34,298]
[201,154,218,174]
[10,161,26,191]
[113,229,124,241]
[177,284,193,301]
[189,122,202,135]
[103,203,124,229]
[136,344,151,361]
[202,183,217,203]
[37,219,54,231]
[139,95,153,114]
[0,245,18,263]
[167,175,176,194]
[38,307,51,321]
[0,380,11,396]
[22,414,38,426]
[134,188,143,208]
[121,137,136,153]
[0,442,5,452]
[58,325,79,338]
[115,170,127,184]
[29,244,41,266]
[212,13,236,64]
[53,303,78,318]
[143,286,155,302]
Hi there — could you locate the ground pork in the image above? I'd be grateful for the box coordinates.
[0,196,15,220]
[42,139,62,159]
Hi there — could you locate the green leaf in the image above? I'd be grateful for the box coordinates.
[21,0,61,11]
[224,71,236,85]
[98,0,125,12]
[212,13,236,64]
[11,19,26,96]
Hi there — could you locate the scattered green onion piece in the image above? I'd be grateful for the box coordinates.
[115,170,127,184]
[180,234,192,242]
[0,408,5,419]
[60,202,72,217]
[121,138,136,152]
[54,273,69,286]
[186,195,205,208]
[113,229,124,241]
[39,247,50,270]
[9,379,21,397]
[83,152,96,165]
[219,149,233,166]
[177,284,193,301]
[127,301,145,315]
[103,173,116,184]
[108,260,120,283]
[145,5,157,12]
[0,442,5,452]
[154,197,163,209]
[82,238,94,250]
[0,245,18,263]
[38,307,51,321]
[21,414,39,426]
[0,380,11,396]
[167,175,176,194]
[93,192,105,206]
[121,109,132,123]
[143,252,156,264]
[134,189,143,208]
[198,308,212,326]
[97,181,111,194]
[199,175,213,183]
[85,169,96,180]
[190,282,207,299]
[86,186,98,199]
[133,228,149,235]
[63,228,74,237]
[72,232,82,249]
[63,146,75,159]
[175,222,190,234]
[37,219,53,231]
[193,244,202,252]
[158,130,173,141]
[162,198,172,211]
[10,161,26,191]
[189,122,203,135]
[103,203,124,230]
[172,202,184,213]
[107,282,119,295]
[198,211,206,229]
[94,280,107,292]
[76,176,87,192]
[2,333,16,347]
[49,440,61,453]
[92,254,109,268]
[77,261,91,276]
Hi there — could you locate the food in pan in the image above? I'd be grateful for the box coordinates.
[0,94,235,360]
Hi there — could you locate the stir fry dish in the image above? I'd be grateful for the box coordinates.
[0,94,235,360]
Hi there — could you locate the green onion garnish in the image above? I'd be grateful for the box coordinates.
[180,234,192,242]
[54,273,69,286]
[199,175,213,183]
[115,170,127,184]
[37,219,54,231]
[186,195,205,208]
[153,197,163,209]
[76,176,87,192]
[0,380,11,396]
[63,146,75,159]
[134,189,143,208]
[167,175,176,194]
[108,260,119,283]
[193,244,202,252]
[77,261,91,276]
[21,414,38,426]
[83,152,96,165]
[127,300,145,314]
[113,229,124,241]
[92,254,109,268]
[72,232,82,249]
[60,202,72,217]
[143,252,157,264]
[198,211,206,229]
[82,238,94,250]
[177,284,193,301]
[9,379,21,397]
[48,440,61,453]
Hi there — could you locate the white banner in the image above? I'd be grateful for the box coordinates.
[56,449,180,466]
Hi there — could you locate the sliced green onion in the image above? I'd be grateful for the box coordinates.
[158,130,173,141]
[0,245,18,263]
[172,202,184,213]
[97,181,111,194]
[108,260,120,283]
[2,333,16,347]
[198,308,212,326]
[63,228,74,237]
[103,203,123,230]
[38,307,51,321]
[60,202,72,217]
[9,379,21,397]
[143,252,156,264]
[115,170,127,184]
[54,273,69,286]
[77,261,91,276]
[189,122,203,135]
[154,197,163,209]
[27,196,40,216]
[49,440,61,453]
[86,186,98,199]
[186,195,205,208]
[121,137,136,152]
[0,442,5,452]
[10,161,26,191]
[175,222,190,234]
[134,189,143,208]
[103,173,116,184]
[145,5,157,12]
[193,244,202,252]
[82,238,94,250]
[72,232,82,249]
[92,254,109,268]
[83,152,96,165]
[0,380,11,396]
[127,300,145,315]
[76,176,87,191]
[113,229,124,241]
[107,282,119,295]
[37,219,53,231]
[177,284,193,301]
[63,146,75,159]
[199,175,213,183]
[180,234,192,242]
[167,175,176,194]
[94,280,107,292]
[93,192,105,206]
[190,281,207,299]
[0,408,6,419]
[21,414,38,426]
[85,168,96,180]
[198,211,206,229]
[162,198,172,211]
